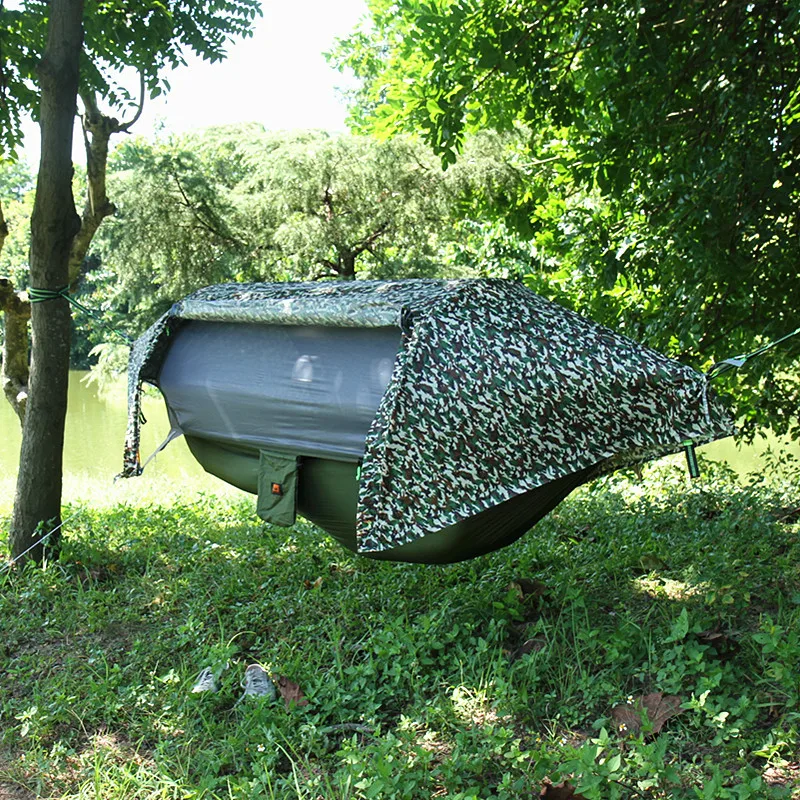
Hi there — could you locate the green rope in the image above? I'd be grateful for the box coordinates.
[707,325,800,381]
[28,286,134,346]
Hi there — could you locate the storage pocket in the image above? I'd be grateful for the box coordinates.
[257,450,299,527]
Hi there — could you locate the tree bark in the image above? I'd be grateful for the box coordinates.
[9,0,84,562]
[0,204,31,422]
[0,278,31,422]
[0,200,8,252]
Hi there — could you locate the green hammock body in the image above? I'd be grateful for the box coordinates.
[184,435,597,563]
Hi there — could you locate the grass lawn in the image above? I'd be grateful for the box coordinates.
[0,458,798,799]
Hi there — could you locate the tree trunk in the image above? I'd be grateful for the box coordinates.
[9,0,84,562]
[340,252,356,280]
[0,278,31,422]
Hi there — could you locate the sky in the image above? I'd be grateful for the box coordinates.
[19,0,368,167]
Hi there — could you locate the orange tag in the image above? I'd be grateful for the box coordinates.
[271,483,282,496]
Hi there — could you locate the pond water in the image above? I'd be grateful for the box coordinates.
[0,371,797,505]
[0,371,242,505]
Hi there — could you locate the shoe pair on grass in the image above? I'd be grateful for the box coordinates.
[191,663,276,701]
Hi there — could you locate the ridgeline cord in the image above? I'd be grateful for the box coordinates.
[689,323,799,480]
[707,325,800,381]
[28,287,134,346]
[1,510,82,574]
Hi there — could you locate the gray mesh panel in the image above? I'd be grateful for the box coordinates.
[157,321,401,459]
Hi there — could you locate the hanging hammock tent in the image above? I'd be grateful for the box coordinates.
[121,279,734,563]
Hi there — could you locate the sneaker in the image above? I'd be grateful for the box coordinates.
[240,664,276,700]
[191,666,219,694]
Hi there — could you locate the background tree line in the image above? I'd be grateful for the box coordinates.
[4,101,797,440]
[1,124,535,371]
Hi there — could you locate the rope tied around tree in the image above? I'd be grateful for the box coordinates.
[27,286,134,346]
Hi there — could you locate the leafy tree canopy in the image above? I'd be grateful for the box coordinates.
[332,0,800,438]
[0,0,261,158]
[0,163,33,283]
[94,126,521,325]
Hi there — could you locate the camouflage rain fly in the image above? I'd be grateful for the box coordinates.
[121,279,734,562]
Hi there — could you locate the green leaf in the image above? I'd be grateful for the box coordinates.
[426,98,445,118]
[605,753,621,773]
[664,609,690,643]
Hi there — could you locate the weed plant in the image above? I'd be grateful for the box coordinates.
[0,459,798,799]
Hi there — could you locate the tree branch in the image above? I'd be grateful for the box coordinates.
[70,87,119,285]
[350,221,390,258]
[117,70,146,132]
[169,167,249,249]
[468,10,554,100]
[310,270,339,281]
[323,185,335,221]
[0,198,8,253]
[1,197,29,423]
[319,257,342,273]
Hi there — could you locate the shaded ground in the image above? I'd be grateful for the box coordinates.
[0,464,798,799]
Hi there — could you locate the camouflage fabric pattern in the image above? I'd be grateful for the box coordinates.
[355,281,733,552]
[176,280,463,328]
[122,279,734,553]
[121,313,174,478]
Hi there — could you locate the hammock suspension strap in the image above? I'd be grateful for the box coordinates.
[682,440,700,480]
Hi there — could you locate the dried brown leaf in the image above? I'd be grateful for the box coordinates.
[516,578,550,598]
[506,579,550,602]
[642,692,683,733]
[506,581,525,601]
[763,762,800,787]
[611,703,643,735]
[276,676,309,709]
[540,782,588,799]
[612,692,683,736]
[509,637,547,662]
[697,627,740,660]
